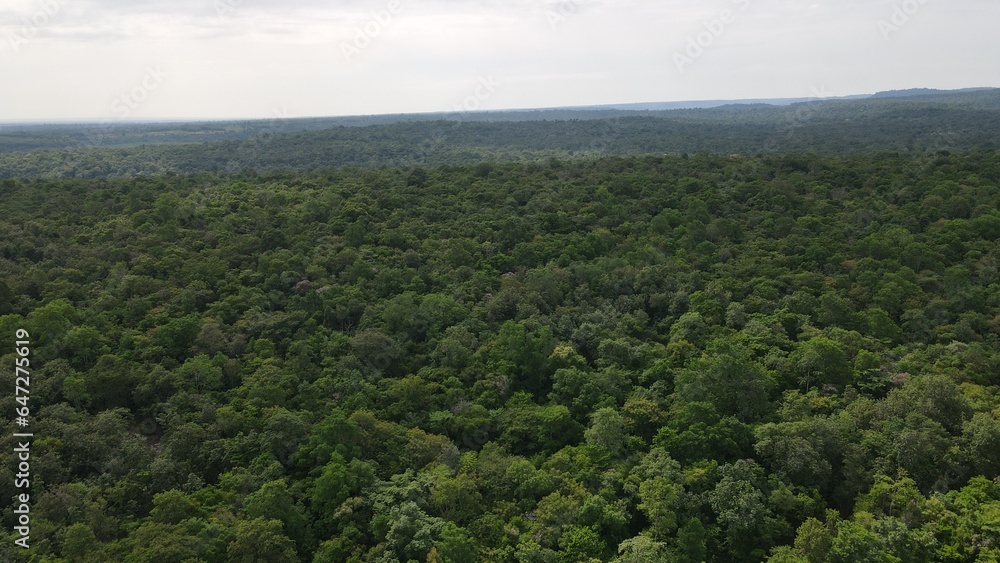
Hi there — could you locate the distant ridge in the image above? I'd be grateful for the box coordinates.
[560,88,999,112]
[3,88,997,127]
[870,87,997,99]
[1,87,998,172]
[564,95,871,111]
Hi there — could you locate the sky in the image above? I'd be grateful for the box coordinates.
[1,0,998,121]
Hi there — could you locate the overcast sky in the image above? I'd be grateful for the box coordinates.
[2,0,998,121]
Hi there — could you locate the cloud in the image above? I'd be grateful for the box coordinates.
[1,0,998,120]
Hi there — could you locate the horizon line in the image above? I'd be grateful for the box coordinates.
[2,86,996,127]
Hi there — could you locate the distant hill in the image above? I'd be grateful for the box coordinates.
[871,87,996,99]
[1,87,997,153]
[1,88,998,178]
[551,95,874,111]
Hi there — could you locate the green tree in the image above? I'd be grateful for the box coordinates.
[175,353,224,392]
[828,516,897,563]
[790,337,851,391]
[613,535,672,563]
[226,518,298,563]
[61,522,101,562]
[309,454,376,525]
[628,448,683,540]
[584,407,627,456]
[149,489,204,524]
[793,515,836,563]
[709,460,781,560]
[62,325,110,369]
[500,393,583,454]
[675,353,774,422]
[489,321,555,397]
[558,525,605,562]
[962,412,1000,477]
[384,501,445,562]
[243,480,311,553]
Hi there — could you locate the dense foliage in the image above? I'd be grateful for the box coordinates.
[2,149,1000,561]
[2,89,999,179]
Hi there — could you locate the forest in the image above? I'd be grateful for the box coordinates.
[2,89,999,179]
[2,146,1000,561]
